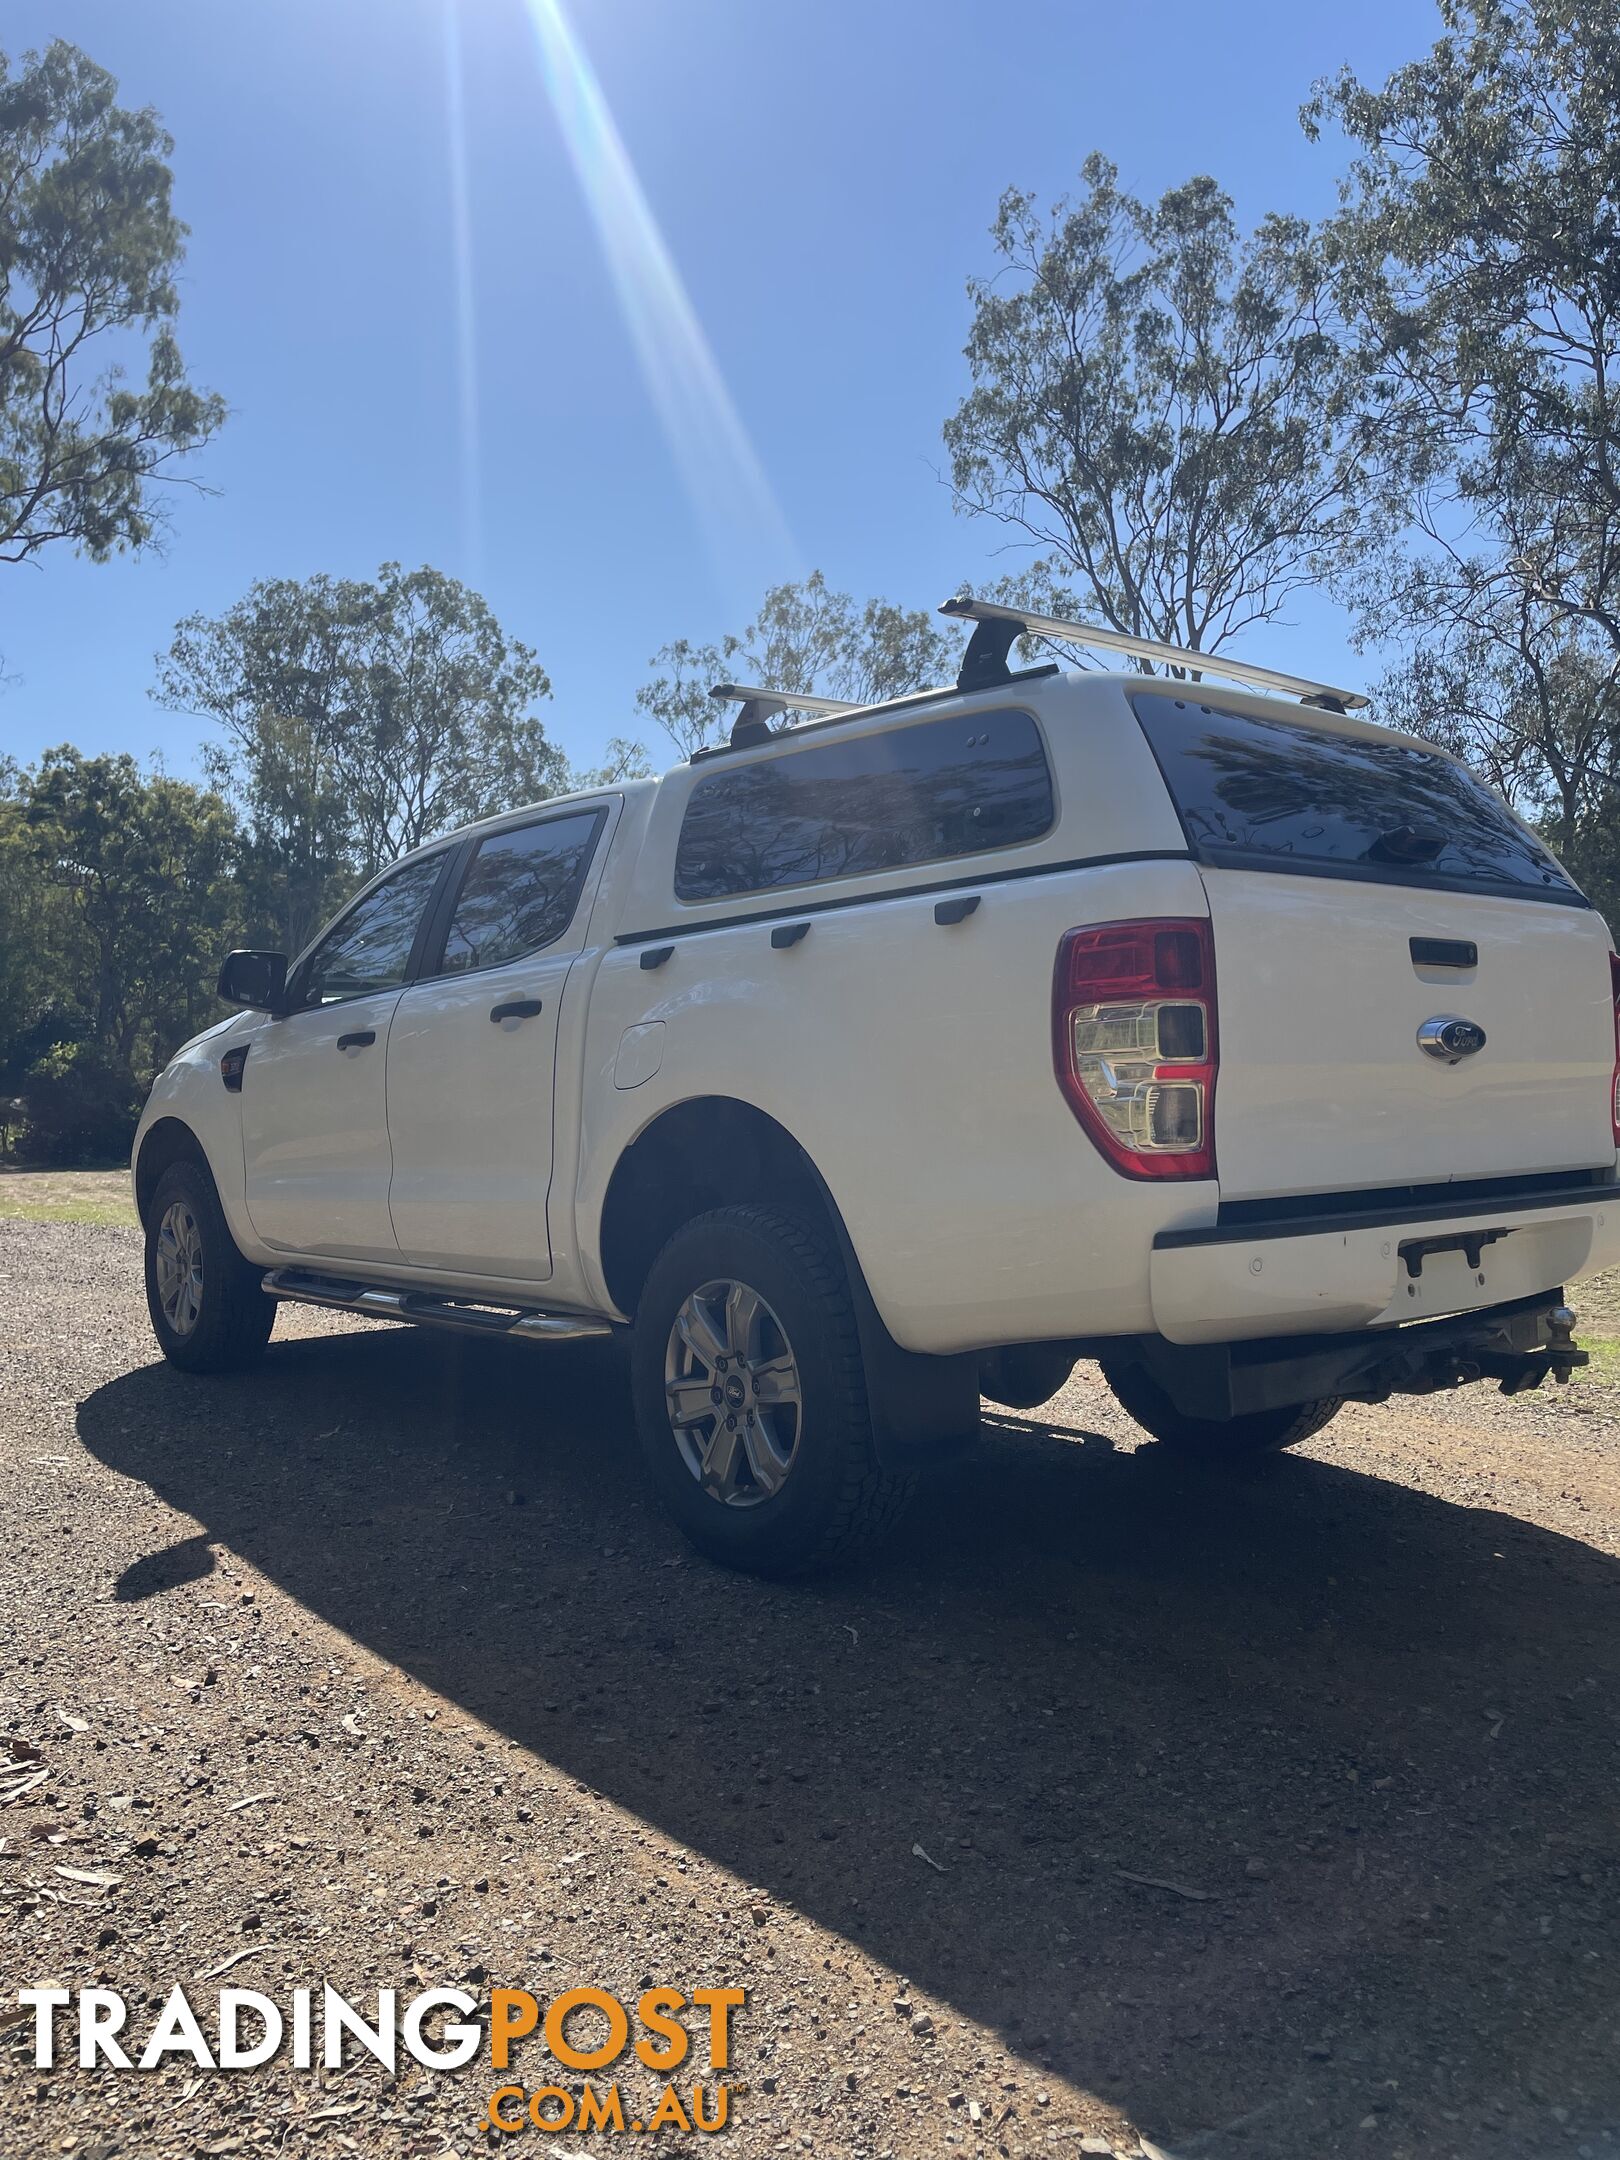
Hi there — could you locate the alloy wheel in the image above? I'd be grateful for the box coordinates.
[154,1199,205,1337]
[664,1276,803,1507]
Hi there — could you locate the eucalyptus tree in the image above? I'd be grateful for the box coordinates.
[0,39,223,565]
[1309,0,1620,895]
[156,565,563,952]
[944,155,1371,660]
[635,572,958,757]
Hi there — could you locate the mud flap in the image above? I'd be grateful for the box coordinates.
[828,1229,981,1470]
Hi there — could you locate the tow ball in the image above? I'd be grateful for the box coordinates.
[1546,1303,1581,1387]
[1495,1303,1585,1395]
[1494,1304,1589,1391]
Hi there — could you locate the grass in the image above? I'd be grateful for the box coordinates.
[1579,1336,1620,1386]
[1573,1264,1620,1338]
[1567,1267,1620,1385]
[0,1166,137,1227]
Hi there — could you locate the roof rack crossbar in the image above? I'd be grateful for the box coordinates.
[709,681,859,720]
[708,680,862,750]
[937,598,1369,713]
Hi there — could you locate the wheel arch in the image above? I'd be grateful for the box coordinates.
[133,1117,212,1227]
[597,1096,839,1319]
[597,1095,982,1469]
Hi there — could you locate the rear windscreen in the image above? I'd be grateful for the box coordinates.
[1131,692,1583,904]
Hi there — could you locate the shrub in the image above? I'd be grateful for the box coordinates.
[18,1043,142,1166]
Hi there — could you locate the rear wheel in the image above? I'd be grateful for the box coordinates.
[1101,1353,1340,1462]
[630,1204,913,1576]
[144,1160,275,1374]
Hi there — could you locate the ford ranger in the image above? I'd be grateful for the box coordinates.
[130,598,1620,1575]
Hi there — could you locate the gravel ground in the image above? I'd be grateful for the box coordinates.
[5,1216,1620,2160]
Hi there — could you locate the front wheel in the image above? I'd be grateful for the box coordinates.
[1101,1353,1341,1462]
[144,1160,275,1374]
[630,1204,913,1576]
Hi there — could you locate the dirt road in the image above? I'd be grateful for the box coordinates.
[4,1215,1620,2160]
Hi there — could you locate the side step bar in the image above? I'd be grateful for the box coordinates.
[263,1268,614,1345]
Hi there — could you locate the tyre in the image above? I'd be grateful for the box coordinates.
[630,1204,914,1576]
[1100,1353,1340,1462]
[144,1159,275,1374]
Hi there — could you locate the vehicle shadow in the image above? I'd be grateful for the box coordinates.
[79,1326,1620,2158]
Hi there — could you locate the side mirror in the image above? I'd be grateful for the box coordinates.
[217,949,288,1014]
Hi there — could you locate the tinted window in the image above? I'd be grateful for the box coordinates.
[299,852,447,1005]
[1132,693,1582,903]
[438,809,604,975]
[674,708,1054,902]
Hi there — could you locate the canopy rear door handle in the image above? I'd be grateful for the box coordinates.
[337,1030,376,1051]
[1410,936,1478,969]
[490,998,544,1023]
[934,894,981,926]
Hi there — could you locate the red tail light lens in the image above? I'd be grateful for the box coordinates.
[1609,953,1620,1147]
[1053,919,1218,1180]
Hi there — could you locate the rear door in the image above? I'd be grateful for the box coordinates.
[1132,692,1618,1202]
[385,803,610,1279]
[241,850,451,1258]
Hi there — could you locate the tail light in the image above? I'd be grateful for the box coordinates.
[1053,919,1217,1180]
[1610,953,1620,1147]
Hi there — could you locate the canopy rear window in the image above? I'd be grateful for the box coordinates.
[1131,692,1582,904]
[674,707,1054,903]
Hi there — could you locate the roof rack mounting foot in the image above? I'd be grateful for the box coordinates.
[956,612,1026,694]
[729,700,774,747]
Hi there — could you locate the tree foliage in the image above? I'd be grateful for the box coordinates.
[0,750,243,1159]
[1311,0,1620,902]
[1309,0,1620,642]
[635,572,958,757]
[155,563,565,951]
[21,746,238,1067]
[945,156,1369,656]
[0,39,224,565]
[1358,533,1620,848]
[0,763,75,1087]
[566,736,653,791]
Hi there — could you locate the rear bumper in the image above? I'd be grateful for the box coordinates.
[1133,1292,1584,1422]
[1149,1179,1620,1345]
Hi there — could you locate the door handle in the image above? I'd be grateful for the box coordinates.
[490,997,544,1023]
[336,1029,376,1050]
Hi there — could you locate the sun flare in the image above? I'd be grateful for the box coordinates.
[518,0,797,598]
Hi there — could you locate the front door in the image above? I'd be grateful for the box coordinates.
[241,850,450,1260]
[386,805,609,1280]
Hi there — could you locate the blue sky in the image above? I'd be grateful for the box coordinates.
[2,0,1427,783]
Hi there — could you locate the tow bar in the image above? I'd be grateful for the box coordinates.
[1130,1291,1587,1422]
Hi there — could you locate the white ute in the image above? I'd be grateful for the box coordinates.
[132,598,1620,1575]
